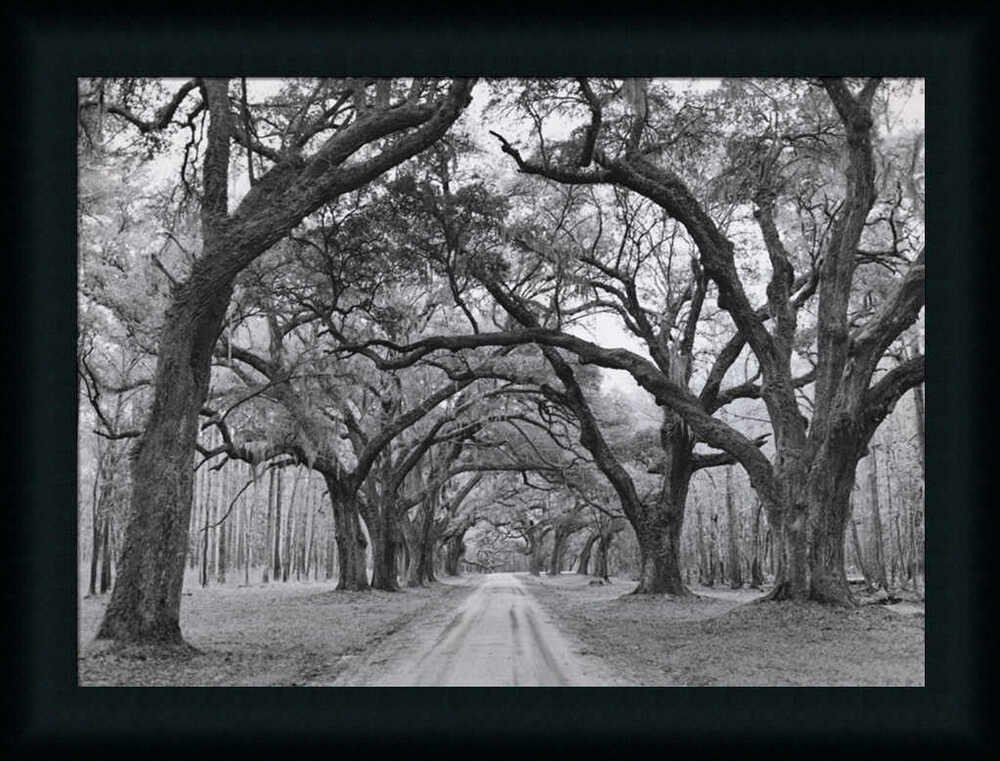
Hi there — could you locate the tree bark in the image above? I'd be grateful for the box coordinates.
[527,524,550,577]
[576,533,598,575]
[216,469,228,584]
[400,513,424,587]
[481,78,922,607]
[368,501,402,591]
[325,525,336,581]
[633,508,687,594]
[99,510,113,594]
[414,497,438,584]
[593,536,609,580]
[548,526,569,576]
[326,475,369,591]
[547,511,586,576]
[725,466,742,589]
[87,442,106,597]
[443,529,467,576]
[850,516,874,592]
[867,449,888,590]
[199,474,210,588]
[695,501,709,585]
[282,469,299,582]
[96,267,232,643]
[244,479,253,586]
[273,468,283,582]
[749,500,764,589]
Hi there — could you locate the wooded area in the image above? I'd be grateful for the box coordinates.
[77,77,924,682]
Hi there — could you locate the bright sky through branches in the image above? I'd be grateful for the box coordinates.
[113,77,923,408]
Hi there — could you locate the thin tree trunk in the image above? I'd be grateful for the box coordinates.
[234,478,243,572]
[325,524,335,581]
[296,479,316,581]
[282,469,299,582]
[211,470,219,579]
[906,338,925,481]
[893,512,906,589]
[263,468,274,583]
[850,517,875,593]
[217,467,228,584]
[273,468,284,581]
[725,467,742,589]
[88,443,107,597]
[909,491,921,593]
[868,449,888,590]
[695,501,708,585]
[749,501,764,589]
[887,447,903,588]
[99,510,113,593]
[416,497,438,584]
[706,513,720,588]
[244,477,252,586]
[200,478,210,588]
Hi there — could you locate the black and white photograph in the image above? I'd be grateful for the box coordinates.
[73,75,927,688]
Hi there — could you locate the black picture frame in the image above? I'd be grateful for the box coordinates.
[6,7,990,754]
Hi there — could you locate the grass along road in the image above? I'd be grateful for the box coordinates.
[521,573,925,686]
[78,574,471,686]
[78,569,923,686]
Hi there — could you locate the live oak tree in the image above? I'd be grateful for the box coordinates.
[82,77,476,644]
[482,77,925,602]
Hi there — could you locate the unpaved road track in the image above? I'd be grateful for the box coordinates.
[331,573,624,686]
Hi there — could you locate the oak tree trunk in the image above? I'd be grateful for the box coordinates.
[595,533,613,580]
[443,530,466,576]
[415,500,438,584]
[326,476,369,591]
[97,278,232,643]
[401,514,424,587]
[548,526,570,576]
[576,533,598,575]
[695,502,709,585]
[767,437,860,604]
[368,503,402,592]
[633,512,688,594]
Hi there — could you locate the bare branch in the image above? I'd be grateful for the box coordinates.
[100,79,200,133]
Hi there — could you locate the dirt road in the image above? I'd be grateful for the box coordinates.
[332,573,624,686]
